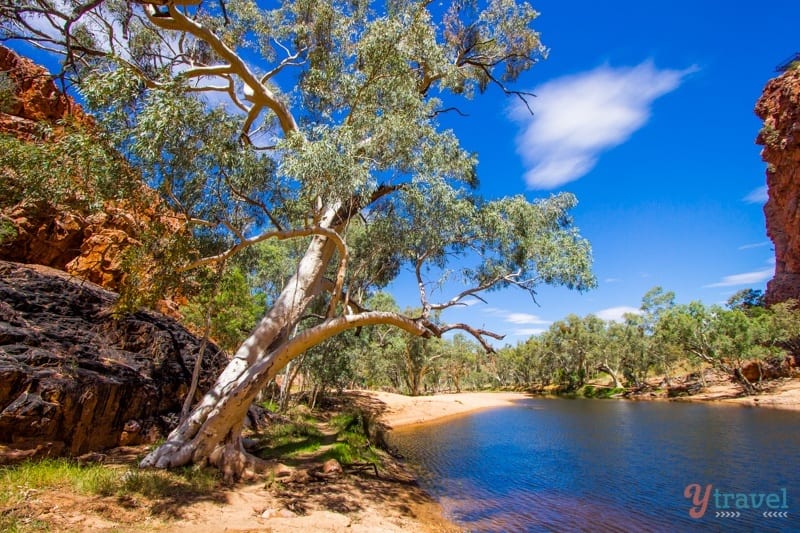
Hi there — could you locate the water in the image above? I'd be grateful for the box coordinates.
[387,398,800,532]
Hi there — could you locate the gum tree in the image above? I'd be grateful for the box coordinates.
[2,0,595,479]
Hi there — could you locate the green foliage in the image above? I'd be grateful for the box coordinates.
[181,266,267,353]
[0,219,17,246]
[0,126,139,213]
[0,71,16,113]
[489,287,800,396]
[3,0,597,394]
[758,124,781,148]
[580,385,625,399]
[727,288,766,311]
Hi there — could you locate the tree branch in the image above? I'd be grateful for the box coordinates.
[178,225,345,273]
[144,3,300,135]
[431,322,504,353]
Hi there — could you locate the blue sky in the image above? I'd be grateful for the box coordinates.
[399,0,800,344]
[7,0,798,346]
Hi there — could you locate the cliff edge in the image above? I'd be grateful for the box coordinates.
[756,61,800,304]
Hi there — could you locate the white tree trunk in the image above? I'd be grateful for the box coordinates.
[140,227,338,479]
[140,224,426,479]
[597,363,623,389]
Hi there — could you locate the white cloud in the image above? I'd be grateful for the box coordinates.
[511,61,696,189]
[704,268,773,288]
[743,186,768,204]
[604,277,622,284]
[595,306,641,322]
[738,241,771,250]
[511,328,547,337]
[483,308,551,328]
[506,312,550,325]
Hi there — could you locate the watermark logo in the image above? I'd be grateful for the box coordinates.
[684,483,790,519]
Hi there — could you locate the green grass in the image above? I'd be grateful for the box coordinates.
[259,399,280,412]
[580,385,626,399]
[0,458,118,501]
[255,407,382,468]
[258,435,323,459]
[256,410,326,460]
[0,458,222,531]
[116,465,220,498]
[329,411,362,433]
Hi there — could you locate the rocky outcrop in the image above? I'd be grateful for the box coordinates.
[0,45,186,294]
[0,261,227,460]
[0,45,91,138]
[1,198,183,292]
[756,62,800,304]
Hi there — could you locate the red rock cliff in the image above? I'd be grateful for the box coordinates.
[0,45,184,296]
[755,63,800,304]
[0,45,91,137]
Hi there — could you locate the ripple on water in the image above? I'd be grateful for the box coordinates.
[388,398,800,533]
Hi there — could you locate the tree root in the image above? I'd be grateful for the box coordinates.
[208,436,270,483]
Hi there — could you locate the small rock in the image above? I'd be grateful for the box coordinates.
[322,458,343,475]
[273,463,293,478]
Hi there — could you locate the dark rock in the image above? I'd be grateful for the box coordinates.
[0,261,227,459]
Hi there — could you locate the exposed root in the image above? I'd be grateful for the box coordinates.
[208,435,269,483]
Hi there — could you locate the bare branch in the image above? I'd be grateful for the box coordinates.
[179,64,233,78]
[415,251,433,319]
[432,322,504,353]
[429,106,468,118]
[144,3,300,135]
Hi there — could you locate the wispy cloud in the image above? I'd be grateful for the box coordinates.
[604,277,622,284]
[483,308,551,328]
[506,312,550,325]
[743,186,768,204]
[704,268,773,288]
[738,241,771,250]
[511,328,547,337]
[595,306,641,322]
[511,61,696,189]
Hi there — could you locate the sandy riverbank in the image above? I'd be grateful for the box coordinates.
[360,390,530,429]
[675,377,800,411]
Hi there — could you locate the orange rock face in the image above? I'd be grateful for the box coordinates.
[0,45,185,293]
[755,65,800,305]
[0,45,91,138]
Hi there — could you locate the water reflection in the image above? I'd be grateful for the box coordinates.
[388,398,800,532]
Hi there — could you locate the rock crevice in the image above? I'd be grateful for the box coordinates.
[0,261,227,460]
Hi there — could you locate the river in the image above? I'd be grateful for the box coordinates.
[386,398,799,532]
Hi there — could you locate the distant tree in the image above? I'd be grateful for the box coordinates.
[441,334,480,392]
[181,266,267,353]
[658,302,780,394]
[726,288,765,311]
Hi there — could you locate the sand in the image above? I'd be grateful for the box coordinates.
[362,390,530,429]
[680,377,800,411]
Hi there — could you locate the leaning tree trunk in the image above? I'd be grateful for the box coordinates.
[140,231,338,480]
[140,231,427,480]
[597,362,623,389]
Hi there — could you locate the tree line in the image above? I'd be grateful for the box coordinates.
[187,262,799,400]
